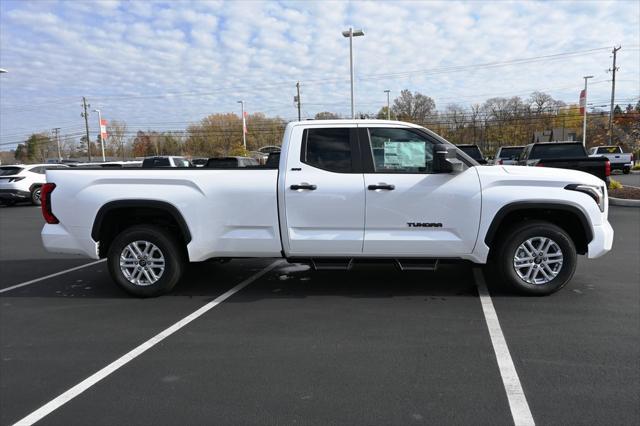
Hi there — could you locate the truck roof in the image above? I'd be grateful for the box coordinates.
[287,119,426,128]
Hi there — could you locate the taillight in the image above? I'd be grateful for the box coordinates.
[605,160,611,177]
[498,159,503,165]
[535,162,545,167]
[41,183,59,224]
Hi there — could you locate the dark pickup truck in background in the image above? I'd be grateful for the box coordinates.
[457,144,488,164]
[518,142,610,183]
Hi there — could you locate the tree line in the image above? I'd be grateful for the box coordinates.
[11,91,640,163]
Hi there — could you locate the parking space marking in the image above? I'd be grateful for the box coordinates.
[473,268,535,426]
[0,259,106,294]
[12,260,282,426]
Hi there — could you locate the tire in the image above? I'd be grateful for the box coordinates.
[623,167,630,174]
[493,220,577,296]
[31,186,42,206]
[107,225,184,297]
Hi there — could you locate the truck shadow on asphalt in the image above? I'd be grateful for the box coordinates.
[1,259,495,299]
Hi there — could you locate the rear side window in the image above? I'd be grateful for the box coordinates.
[303,128,352,173]
[0,167,24,176]
[596,146,621,154]
[530,144,586,159]
[498,147,523,159]
[143,158,170,167]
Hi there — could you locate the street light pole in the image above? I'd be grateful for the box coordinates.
[93,109,106,162]
[237,100,246,150]
[384,90,391,120]
[342,27,364,119]
[582,76,593,147]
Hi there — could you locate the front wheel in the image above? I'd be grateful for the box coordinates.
[107,225,184,297]
[493,221,577,295]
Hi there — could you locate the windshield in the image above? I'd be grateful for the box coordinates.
[0,167,24,176]
[498,147,523,159]
[530,144,586,160]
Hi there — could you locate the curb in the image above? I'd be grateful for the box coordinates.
[609,197,640,207]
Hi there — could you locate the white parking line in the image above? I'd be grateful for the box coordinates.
[0,259,106,294]
[12,260,282,426]
[473,268,535,426]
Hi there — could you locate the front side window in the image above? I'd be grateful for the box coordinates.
[368,128,433,173]
[303,128,352,173]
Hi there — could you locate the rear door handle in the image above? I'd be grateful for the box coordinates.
[368,184,395,190]
[290,183,317,190]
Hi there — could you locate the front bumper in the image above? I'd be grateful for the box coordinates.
[588,220,614,259]
[0,189,31,201]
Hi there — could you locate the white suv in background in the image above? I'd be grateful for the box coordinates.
[0,164,68,206]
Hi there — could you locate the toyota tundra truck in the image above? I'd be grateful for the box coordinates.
[41,120,613,297]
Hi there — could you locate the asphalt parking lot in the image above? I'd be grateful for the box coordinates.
[613,171,640,187]
[1,204,638,425]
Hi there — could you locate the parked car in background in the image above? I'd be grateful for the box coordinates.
[493,146,524,165]
[518,142,610,183]
[142,156,191,168]
[457,144,488,164]
[588,146,634,174]
[205,156,260,168]
[0,164,68,206]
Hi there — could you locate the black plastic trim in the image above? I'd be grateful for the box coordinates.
[91,200,192,243]
[484,202,594,246]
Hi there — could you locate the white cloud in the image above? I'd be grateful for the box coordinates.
[0,0,638,147]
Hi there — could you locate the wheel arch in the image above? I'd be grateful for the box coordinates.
[92,200,192,258]
[484,202,593,256]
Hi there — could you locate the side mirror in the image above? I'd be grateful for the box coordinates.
[433,144,464,173]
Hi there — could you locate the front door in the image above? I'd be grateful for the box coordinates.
[283,125,365,256]
[360,126,481,257]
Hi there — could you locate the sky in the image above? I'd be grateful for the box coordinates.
[0,0,638,149]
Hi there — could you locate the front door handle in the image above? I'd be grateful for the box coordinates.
[290,183,317,190]
[368,183,395,190]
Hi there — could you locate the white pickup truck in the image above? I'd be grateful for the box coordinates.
[42,120,613,297]
[588,146,634,174]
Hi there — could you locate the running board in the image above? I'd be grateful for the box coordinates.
[395,259,439,271]
[310,258,354,271]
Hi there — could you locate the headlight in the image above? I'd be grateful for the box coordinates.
[565,184,605,212]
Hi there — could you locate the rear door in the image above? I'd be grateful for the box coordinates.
[282,125,365,256]
[360,125,481,257]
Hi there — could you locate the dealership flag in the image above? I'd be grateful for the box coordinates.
[579,89,586,114]
[100,119,108,140]
[243,111,248,135]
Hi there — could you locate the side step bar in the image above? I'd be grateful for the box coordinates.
[304,258,439,272]
[311,258,354,271]
[395,259,439,271]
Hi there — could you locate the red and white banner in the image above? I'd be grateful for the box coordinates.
[579,89,586,114]
[100,119,108,140]
[242,111,248,135]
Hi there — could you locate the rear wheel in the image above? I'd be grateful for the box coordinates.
[31,186,42,206]
[493,220,576,295]
[623,167,630,174]
[107,225,184,297]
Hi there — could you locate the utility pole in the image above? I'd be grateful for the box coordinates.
[582,76,593,147]
[237,100,246,149]
[81,97,91,162]
[53,127,62,162]
[384,89,391,120]
[295,82,301,121]
[608,45,621,145]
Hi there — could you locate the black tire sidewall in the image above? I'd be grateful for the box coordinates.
[107,225,183,297]
[497,221,577,296]
[31,186,42,206]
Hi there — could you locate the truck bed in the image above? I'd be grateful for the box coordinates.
[45,168,282,260]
